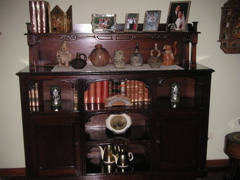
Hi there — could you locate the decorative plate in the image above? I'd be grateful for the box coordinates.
[105,113,132,134]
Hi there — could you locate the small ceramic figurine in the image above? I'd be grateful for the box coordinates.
[88,44,112,67]
[113,50,125,69]
[56,40,73,67]
[162,41,177,66]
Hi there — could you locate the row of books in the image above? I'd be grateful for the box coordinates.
[29,82,39,111]
[84,80,150,104]
[29,1,72,33]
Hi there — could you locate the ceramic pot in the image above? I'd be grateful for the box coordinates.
[70,53,87,69]
[88,44,111,67]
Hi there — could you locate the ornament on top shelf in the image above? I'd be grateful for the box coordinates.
[56,40,73,67]
[148,43,162,68]
[130,42,143,66]
[113,50,125,69]
[70,53,87,69]
[162,41,177,66]
[88,44,112,67]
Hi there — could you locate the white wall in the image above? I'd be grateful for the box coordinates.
[0,0,239,168]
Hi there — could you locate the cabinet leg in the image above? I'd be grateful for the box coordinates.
[225,157,239,180]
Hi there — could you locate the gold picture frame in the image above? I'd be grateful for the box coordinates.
[143,10,161,32]
[91,13,116,33]
[124,13,139,32]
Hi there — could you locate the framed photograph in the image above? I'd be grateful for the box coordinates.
[166,1,191,31]
[124,13,139,32]
[143,10,161,32]
[91,13,116,33]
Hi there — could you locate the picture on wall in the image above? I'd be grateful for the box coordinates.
[166,1,191,31]
[143,10,161,31]
[91,13,116,33]
[124,13,139,32]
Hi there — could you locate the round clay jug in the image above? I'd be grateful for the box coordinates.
[88,44,111,67]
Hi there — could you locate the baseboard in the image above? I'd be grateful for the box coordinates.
[0,159,229,177]
[0,168,26,177]
[206,159,228,168]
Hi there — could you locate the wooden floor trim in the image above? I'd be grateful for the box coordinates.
[206,159,228,168]
[0,168,26,177]
[0,159,229,177]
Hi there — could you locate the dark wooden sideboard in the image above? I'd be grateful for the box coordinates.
[17,23,214,180]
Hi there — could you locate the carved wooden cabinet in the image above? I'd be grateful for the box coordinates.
[17,23,214,180]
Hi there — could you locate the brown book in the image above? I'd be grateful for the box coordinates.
[144,87,149,101]
[125,80,131,98]
[134,80,139,102]
[88,83,96,103]
[40,1,50,33]
[95,81,102,103]
[29,1,37,33]
[138,81,144,102]
[35,1,41,33]
[130,80,135,102]
[101,81,109,103]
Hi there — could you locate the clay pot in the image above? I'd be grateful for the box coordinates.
[88,44,111,67]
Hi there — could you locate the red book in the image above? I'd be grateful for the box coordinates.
[101,81,109,103]
[88,83,95,103]
[84,89,89,103]
[95,81,102,103]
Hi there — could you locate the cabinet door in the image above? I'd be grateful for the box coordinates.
[32,115,81,176]
[153,111,201,171]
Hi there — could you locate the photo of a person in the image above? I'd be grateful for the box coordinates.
[167,1,191,31]
[124,13,139,32]
[143,10,161,31]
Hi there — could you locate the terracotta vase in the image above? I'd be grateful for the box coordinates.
[88,44,111,67]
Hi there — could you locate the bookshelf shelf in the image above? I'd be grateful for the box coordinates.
[17,22,214,180]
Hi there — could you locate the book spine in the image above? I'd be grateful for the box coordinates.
[130,80,135,102]
[108,80,112,97]
[120,80,126,96]
[144,87,149,101]
[29,1,37,33]
[102,80,109,103]
[88,83,96,103]
[138,81,144,102]
[84,89,89,103]
[112,80,120,96]
[35,1,41,33]
[40,1,49,33]
[134,80,139,102]
[126,80,131,99]
[95,81,102,103]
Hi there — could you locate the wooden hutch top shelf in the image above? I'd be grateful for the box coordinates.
[26,22,199,70]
